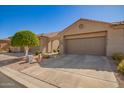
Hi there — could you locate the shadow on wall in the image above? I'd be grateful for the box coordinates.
[52,40,59,52]
[48,39,60,53]
[40,55,114,72]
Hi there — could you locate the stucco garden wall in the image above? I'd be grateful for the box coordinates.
[106,28,124,56]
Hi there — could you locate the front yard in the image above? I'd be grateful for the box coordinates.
[0,53,122,88]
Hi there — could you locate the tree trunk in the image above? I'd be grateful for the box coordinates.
[24,46,29,57]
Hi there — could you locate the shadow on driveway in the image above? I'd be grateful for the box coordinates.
[40,55,115,72]
[0,58,23,67]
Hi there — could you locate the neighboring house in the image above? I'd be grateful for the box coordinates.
[41,18,124,56]
[0,39,10,52]
[0,38,23,53]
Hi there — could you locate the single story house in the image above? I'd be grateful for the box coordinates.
[0,39,10,52]
[1,18,124,56]
[41,18,124,56]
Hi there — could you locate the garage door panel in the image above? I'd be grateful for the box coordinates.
[65,37,106,55]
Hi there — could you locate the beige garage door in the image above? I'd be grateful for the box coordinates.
[65,36,106,55]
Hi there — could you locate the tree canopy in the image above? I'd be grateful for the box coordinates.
[11,30,39,47]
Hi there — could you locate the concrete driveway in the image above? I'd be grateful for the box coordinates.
[21,55,119,88]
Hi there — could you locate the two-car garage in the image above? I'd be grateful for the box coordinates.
[58,19,124,56]
[64,31,106,56]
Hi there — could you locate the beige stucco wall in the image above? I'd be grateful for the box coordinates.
[0,42,10,51]
[39,36,49,53]
[0,43,9,49]
[48,37,60,53]
[52,40,59,51]
[10,47,21,52]
[48,41,52,53]
[106,28,124,56]
[0,40,11,52]
[62,20,110,35]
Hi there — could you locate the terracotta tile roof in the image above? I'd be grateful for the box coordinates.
[45,32,60,38]
[38,32,60,38]
[112,21,124,25]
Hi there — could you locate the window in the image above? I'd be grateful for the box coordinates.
[79,24,84,29]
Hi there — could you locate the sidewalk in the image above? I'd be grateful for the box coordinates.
[0,66,57,88]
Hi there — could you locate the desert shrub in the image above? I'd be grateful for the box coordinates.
[57,49,60,53]
[117,60,124,74]
[35,50,42,55]
[53,49,60,53]
[8,48,11,53]
[42,53,50,59]
[53,49,57,53]
[112,53,124,64]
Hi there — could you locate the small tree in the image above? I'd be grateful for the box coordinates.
[11,30,39,56]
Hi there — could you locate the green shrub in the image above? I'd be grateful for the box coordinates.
[112,53,124,64]
[11,30,39,56]
[53,49,60,53]
[117,60,124,74]
[35,50,42,55]
[11,30,39,47]
[8,48,11,53]
[53,49,57,53]
[57,49,60,53]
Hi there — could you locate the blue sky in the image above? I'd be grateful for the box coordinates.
[0,5,124,39]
